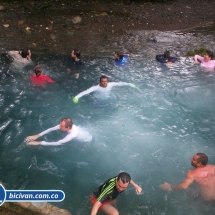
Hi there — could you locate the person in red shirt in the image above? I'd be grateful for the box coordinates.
[30,65,55,86]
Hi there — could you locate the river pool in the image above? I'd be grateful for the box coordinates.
[0,52,215,215]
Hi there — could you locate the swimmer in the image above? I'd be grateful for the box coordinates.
[194,50,215,70]
[160,153,215,201]
[71,49,83,65]
[73,75,135,103]
[90,172,142,215]
[25,118,91,146]
[115,52,129,64]
[30,65,55,86]
[8,49,32,69]
[156,51,177,64]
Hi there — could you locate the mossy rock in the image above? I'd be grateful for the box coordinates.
[186,47,208,57]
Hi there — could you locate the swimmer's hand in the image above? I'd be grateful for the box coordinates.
[27,141,42,146]
[25,134,40,143]
[159,182,172,191]
[130,180,142,194]
[129,83,136,88]
[135,185,142,194]
[73,97,79,104]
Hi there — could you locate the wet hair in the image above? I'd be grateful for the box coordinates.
[115,52,123,60]
[21,49,29,58]
[117,172,131,184]
[61,118,73,129]
[164,51,170,59]
[205,50,213,59]
[100,75,108,82]
[196,153,208,166]
[73,49,81,59]
[34,65,42,77]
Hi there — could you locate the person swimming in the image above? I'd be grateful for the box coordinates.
[73,75,135,103]
[8,49,32,69]
[194,50,215,70]
[71,49,83,65]
[156,51,177,64]
[30,65,55,86]
[115,52,129,65]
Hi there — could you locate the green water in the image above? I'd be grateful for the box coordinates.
[0,54,215,214]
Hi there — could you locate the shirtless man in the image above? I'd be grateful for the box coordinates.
[160,153,215,201]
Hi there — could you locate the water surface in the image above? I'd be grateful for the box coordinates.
[0,51,215,215]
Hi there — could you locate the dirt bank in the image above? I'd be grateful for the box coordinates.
[0,0,215,54]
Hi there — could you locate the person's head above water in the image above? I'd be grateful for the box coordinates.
[20,49,31,59]
[191,153,208,168]
[99,75,108,88]
[60,118,73,132]
[164,51,170,59]
[116,172,131,192]
[34,65,43,77]
[71,49,81,61]
[204,50,213,62]
[115,52,124,60]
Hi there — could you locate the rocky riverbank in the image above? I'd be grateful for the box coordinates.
[0,0,215,55]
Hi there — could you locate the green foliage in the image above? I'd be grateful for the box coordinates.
[38,1,52,10]
[187,48,208,57]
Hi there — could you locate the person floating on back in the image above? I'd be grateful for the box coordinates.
[194,50,215,70]
[73,75,135,103]
[8,49,32,69]
[30,65,55,87]
[115,52,129,65]
[156,51,177,64]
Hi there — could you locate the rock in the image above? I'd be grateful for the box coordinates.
[72,16,82,24]
[17,20,25,25]
[25,27,31,34]
[100,12,108,16]
[31,202,47,209]
[3,24,9,28]
[0,5,4,11]
[50,34,56,40]
[73,25,81,30]
[67,31,74,35]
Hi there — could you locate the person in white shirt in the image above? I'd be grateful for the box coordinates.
[25,118,91,146]
[73,75,135,103]
[8,49,32,69]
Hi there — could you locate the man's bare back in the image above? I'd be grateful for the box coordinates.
[191,164,215,200]
[160,153,215,201]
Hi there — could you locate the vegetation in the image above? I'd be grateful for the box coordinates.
[186,48,208,57]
